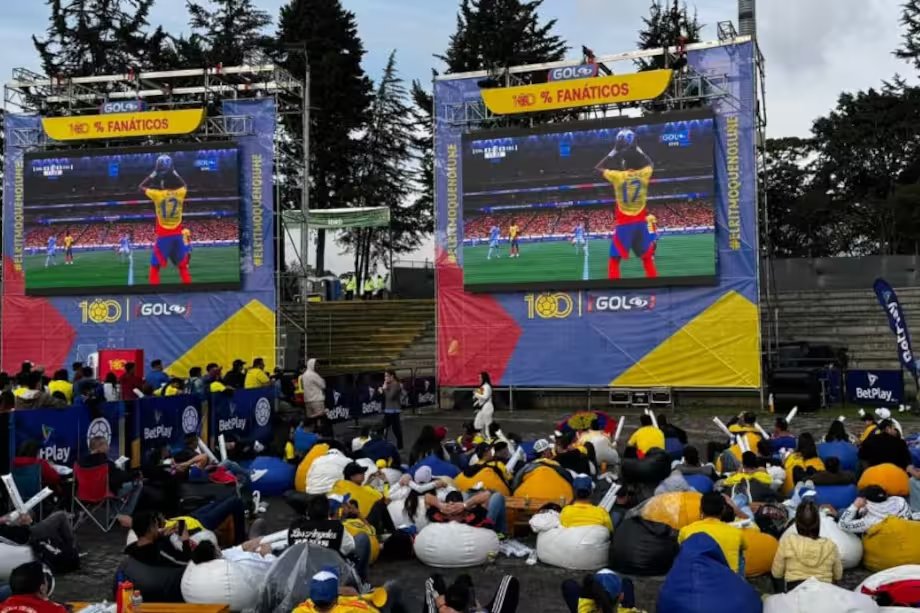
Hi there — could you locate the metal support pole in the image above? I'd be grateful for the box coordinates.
[302,47,310,359]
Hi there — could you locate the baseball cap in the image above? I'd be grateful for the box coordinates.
[594,569,623,600]
[309,569,339,605]
[573,474,594,493]
[375,459,388,469]
[434,426,448,440]
[414,465,433,484]
[533,439,552,453]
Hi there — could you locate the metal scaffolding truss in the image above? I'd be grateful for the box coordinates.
[3,56,308,368]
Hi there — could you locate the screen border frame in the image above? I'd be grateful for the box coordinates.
[460,108,719,293]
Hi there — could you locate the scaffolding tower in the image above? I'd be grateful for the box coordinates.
[3,55,309,368]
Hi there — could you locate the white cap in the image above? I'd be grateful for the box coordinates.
[533,439,552,453]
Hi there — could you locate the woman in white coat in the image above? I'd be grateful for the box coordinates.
[473,371,494,434]
[300,358,326,420]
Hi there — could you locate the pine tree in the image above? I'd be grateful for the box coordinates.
[277,0,373,273]
[186,0,272,66]
[438,0,567,74]
[33,0,169,76]
[896,0,920,72]
[636,0,704,71]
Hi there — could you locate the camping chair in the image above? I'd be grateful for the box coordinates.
[11,464,43,521]
[71,464,127,532]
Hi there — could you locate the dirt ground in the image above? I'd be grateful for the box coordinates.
[55,405,914,611]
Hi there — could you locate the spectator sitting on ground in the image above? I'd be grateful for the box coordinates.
[720,451,774,502]
[555,432,595,475]
[1,561,68,613]
[560,568,638,613]
[677,492,747,574]
[823,419,851,444]
[424,573,520,613]
[244,357,270,389]
[626,415,665,458]
[858,411,878,444]
[773,417,794,440]
[47,369,72,404]
[657,415,687,445]
[145,359,169,391]
[124,509,192,567]
[13,440,63,495]
[424,487,507,535]
[0,511,78,571]
[810,456,856,486]
[834,485,920,534]
[293,567,402,613]
[358,426,402,468]
[785,432,825,485]
[859,419,911,469]
[559,474,613,533]
[427,490,494,529]
[14,372,66,410]
[409,425,449,466]
[332,462,395,535]
[675,446,718,481]
[771,499,842,592]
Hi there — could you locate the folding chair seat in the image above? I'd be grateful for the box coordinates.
[72,464,127,532]
[11,464,44,520]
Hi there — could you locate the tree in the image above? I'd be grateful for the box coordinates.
[33,0,169,76]
[636,0,704,71]
[896,0,920,72]
[438,0,567,74]
[277,0,373,273]
[186,0,272,66]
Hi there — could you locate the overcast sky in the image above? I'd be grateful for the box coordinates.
[1,0,913,272]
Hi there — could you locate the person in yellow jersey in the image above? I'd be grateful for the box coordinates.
[244,357,270,389]
[625,414,665,458]
[858,410,878,444]
[293,568,403,613]
[181,227,192,262]
[595,128,657,280]
[508,219,520,258]
[678,492,748,574]
[63,230,74,265]
[719,451,774,503]
[155,377,184,397]
[559,475,613,533]
[138,153,191,285]
[560,568,642,613]
[48,369,73,404]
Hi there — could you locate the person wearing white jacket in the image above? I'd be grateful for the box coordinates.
[473,371,494,434]
[300,358,326,420]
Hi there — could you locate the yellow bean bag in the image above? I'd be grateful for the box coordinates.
[858,463,910,497]
[331,479,383,519]
[782,454,825,496]
[343,518,381,563]
[742,527,778,578]
[863,516,920,571]
[455,464,511,497]
[512,465,574,504]
[641,491,702,531]
[294,442,329,493]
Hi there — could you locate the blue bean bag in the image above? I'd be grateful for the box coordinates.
[683,474,714,494]
[519,441,536,461]
[658,533,762,613]
[818,441,859,472]
[246,456,295,497]
[814,484,858,510]
[408,454,460,479]
[294,429,318,454]
[665,437,685,461]
[910,445,920,469]
[770,436,797,454]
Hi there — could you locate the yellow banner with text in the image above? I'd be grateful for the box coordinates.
[41,108,206,141]
[480,70,673,114]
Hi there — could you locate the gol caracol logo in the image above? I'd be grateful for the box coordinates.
[87,417,112,447]
[586,294,655,313]
[135,301,191,318]
[254,397,271,427]
[181,406,199,434]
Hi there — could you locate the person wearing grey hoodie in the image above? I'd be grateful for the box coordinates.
[14,372,67,410]
[300,358,326,420]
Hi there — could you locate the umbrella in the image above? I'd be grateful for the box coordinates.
[556,410,617,435]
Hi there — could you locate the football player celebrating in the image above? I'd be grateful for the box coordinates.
[139,154,191,285]
[595,129,657,280]
[63,230,74,265]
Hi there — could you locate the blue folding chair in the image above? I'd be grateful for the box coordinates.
[11,464,44,520]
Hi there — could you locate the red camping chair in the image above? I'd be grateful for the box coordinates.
[71,464,128,532]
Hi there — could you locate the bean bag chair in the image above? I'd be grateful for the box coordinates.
[454,464,511,497]
[782,455,825,496]
[864,517,920,572]
[665,437,685,461]
[295,442,329,492]
[818,441,859,472]
[387,497,429,531]
[764,577,878,613]
[116,557,184,603]
[857,565,920,607]
[245,455,294,497]
[683,474,714,494]
[0,539,35,583]
[414,522,500,568]
[408,454,460,479]
[343,518,380,563]
[293,429,318,454]
[535,525,610,571]
[743,528,779,578]
[181,558,267,611]
[770,435,797,454]
[640,491,702,531]
[658,533,762,613]
[621,449,672,486]
[814,484,859,511]
[511,462,574,504]
[330,479,384,520]
[609,517,679,576]
[305,450,350,495]
[910,445,920,469]
[781,512,863,570]
[859,463,910,497]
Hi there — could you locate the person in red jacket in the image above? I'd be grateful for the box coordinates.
[0,561,67,613]
[12,440,62,494]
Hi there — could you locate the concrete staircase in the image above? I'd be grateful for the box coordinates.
[770,287,920,369]
[392,321,436,374]
[282,299,434,374]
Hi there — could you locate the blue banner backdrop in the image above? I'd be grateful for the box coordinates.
[12,402,124,466]
[210,387,276,445]
[322,374,385,423]
[873,278,920,381]
[845,369,904,407]
[134,394,202,462]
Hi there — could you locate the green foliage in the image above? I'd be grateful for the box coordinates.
[186,0,272,66]
[636,0,704,71]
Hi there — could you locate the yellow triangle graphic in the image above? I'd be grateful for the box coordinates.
[168,299,276,376]
[611,290,761,388]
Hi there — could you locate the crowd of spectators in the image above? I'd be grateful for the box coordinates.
[24,219,237,250]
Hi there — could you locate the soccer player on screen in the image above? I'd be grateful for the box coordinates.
[595,129,657,280]
[139,154,191,285]
[573,222,588,255]
[117,233,132,263]
[182,227,192,262]
[487,224,501,260]
[63,230,74,265]
[44,235,57,267]
[509,219,520,258]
